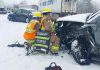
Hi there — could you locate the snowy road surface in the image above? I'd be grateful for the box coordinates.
[0,14,100,70]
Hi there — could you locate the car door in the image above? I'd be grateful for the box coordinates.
[20,9,28,22]
[93,17,100,45]
[14,9,22,21]
[87,10,100,46]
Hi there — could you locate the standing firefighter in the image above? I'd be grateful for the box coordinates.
[41,8,60,54]
[23,12,42,55]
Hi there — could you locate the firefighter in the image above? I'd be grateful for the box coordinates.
[23,12,42,55]
[41,8,60,54]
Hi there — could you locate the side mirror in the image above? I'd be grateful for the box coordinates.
[29,12,32,15]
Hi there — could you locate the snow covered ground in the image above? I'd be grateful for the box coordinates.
[0,14,100,70]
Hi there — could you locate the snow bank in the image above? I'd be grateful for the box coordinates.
[0,14,100,70]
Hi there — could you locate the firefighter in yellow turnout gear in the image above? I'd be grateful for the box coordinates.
[41,8,60,54]
[24,10,60,55]
[23,12,42,55]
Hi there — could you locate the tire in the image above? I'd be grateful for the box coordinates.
[8,16,12,21]
[25,18,30,23]
[71,40,91,65]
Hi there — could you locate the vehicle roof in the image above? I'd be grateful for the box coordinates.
[19,8,36,11]
[17,8,37,14]
[57,13,91,23]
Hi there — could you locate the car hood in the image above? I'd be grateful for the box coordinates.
[57,13,91,23]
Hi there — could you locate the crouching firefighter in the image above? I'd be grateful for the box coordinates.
[23,13,42,55]
[41,8,60,54]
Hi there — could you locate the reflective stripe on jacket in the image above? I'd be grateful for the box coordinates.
[40,17,46,30]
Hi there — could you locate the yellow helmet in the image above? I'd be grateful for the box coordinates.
[33,12,42,17]
[42,8,52,13]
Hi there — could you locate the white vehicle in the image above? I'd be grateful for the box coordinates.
[56,10,100,65]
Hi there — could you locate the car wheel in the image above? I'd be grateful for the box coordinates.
[25,18,30,23]
[71,40,90,65]
[9,18,13,21]
[8,16,12,21]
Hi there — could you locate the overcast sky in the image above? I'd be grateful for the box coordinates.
[1,0,100,7]
[3,0,39,5]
